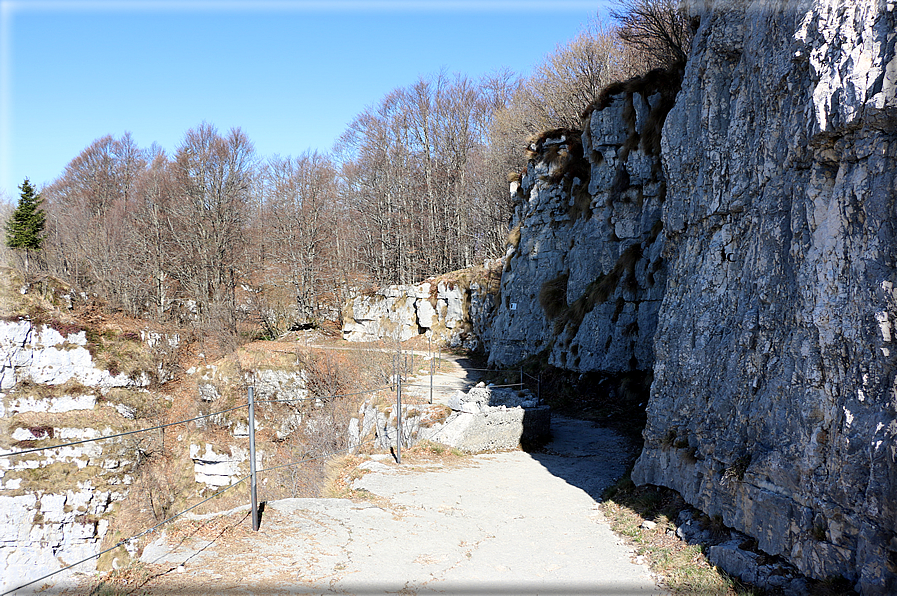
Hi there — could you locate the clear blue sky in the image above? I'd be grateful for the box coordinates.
[0,0,616,202]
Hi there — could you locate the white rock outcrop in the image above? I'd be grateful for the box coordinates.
[0,320,144,391]
[341,273,497,349]
[190,443,253,488]
[430,384,550,453]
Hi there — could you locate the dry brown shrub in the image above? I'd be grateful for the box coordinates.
[539,273,570,320]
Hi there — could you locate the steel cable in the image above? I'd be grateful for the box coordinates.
[1,403,249,458]
[1,475,250,596]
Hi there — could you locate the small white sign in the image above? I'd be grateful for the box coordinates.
[510,303,517,311]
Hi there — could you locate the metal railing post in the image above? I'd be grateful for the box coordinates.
[538,372,542,403]
[248,386,259,531]
[429,357,434,404]
[396,366,402,464]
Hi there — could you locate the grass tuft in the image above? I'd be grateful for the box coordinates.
[538,273,569,321]
[601,477,762,595]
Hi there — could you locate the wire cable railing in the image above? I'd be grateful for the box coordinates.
[1,403,249,458]
[0,382,383,595]
[3,349,544,594]
[2,474,250,596]
[254,386,390,406]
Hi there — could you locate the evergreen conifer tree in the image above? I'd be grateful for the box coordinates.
[6,178,46,272]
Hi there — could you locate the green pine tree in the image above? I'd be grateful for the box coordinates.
[6,178,46,272]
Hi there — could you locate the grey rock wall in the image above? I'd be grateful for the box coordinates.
[488,77,677,372]
[632,1,897,593]
[342,267,500,350]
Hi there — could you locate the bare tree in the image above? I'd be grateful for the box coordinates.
[43,133,147,311]
[168,123,256,331]
[130,145,178,319]
[259,150,338,329]
[335,71,515,287]
[525,21,636,130]
[611,0,694,70]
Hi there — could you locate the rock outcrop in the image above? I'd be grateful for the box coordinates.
[0,417,135,593]
[0,321,146,392]
[353,383,548,454]
[430,384,550,452]
[0,320,161,591]
[487,72,678,373]
[342,265,500,350]
[632,1,897,593]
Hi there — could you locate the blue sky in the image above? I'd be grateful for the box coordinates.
[0,0,616,202]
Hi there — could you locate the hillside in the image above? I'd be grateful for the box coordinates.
[0,269,398,593]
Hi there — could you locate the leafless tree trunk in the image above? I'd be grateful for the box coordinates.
[168,123,256,332]
[259,150,338,328]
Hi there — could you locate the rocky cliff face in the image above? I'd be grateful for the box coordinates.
[341,265,501,350]
[0,321,146,592]
[487,73,678,374]
[632,1,897,593]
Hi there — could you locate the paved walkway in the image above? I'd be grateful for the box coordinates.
[401,354,487,406]
[76,350,665,595]
[130,414,662,595]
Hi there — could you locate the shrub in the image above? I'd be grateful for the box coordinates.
[538,273,569,320]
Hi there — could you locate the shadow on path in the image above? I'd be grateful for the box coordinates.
[525,415,636,502]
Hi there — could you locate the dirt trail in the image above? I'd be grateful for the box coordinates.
[78,353,664,595]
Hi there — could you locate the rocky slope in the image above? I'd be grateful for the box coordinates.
[632,0,897,594]
[0,276,351,592]
[0,319,154,592]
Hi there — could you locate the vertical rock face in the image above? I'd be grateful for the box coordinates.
[633,0,897,593]
[488,75,678,372]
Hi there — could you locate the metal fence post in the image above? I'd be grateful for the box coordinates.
[248,386,259,531]
[429,357,434,404]
[520,366,524,390]
[396,365,402,464]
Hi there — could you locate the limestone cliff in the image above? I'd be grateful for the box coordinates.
[632,1,897,593]
[487,72,678,374]
[331,1,897,589]
[341,264,501,350]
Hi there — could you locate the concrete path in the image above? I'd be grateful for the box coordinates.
[401,354,488,406]
[130,413,663,595]
[49,349,665,595]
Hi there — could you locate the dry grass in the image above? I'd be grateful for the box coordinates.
[320,453,393,507]
[551,242,642,338]
[84,560,159,596]
[321,441,469,503]
[582,66,683,118]
[601,477,760,595]
[538,273,569,320]
[400,439,467,464]
[507,225,522,250]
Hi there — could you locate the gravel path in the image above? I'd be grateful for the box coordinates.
[132,415,662,595]
[88,352,664,595]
